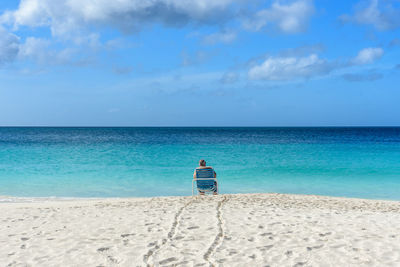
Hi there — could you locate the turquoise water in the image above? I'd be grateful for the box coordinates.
[0,127,400,200]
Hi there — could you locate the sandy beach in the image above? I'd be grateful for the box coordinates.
[1,193,400,266]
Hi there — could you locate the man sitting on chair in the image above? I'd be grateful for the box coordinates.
[193,159,218,195]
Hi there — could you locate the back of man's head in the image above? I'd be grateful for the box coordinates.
[199,159,206,166]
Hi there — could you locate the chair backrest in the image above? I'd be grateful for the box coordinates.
[195,168,216,190]
[195,168,214,179]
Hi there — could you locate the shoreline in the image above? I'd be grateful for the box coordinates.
[2,193,400,266]
[2,192,400,204]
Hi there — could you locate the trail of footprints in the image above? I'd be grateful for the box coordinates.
[143,198,195,266]
[143,195,229,266]
[203,196,228,266]
[4,195,400,266]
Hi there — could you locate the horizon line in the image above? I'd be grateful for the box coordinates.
[1,125,400,128]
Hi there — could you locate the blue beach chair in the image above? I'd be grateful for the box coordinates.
[192,168,218,195]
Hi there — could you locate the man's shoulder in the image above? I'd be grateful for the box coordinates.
[195,166,214,170]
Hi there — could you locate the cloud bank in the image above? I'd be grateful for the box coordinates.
[248,54,332,80]
[340,0,400,31]
[0,0,320,67]
[1,0,239,39]
[0,0,389,84]
[0,27,20,65]
[243,0,314,34]
[1,0,316,40]
[248,47,384,81]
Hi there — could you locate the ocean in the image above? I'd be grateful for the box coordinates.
[0,127,399,200]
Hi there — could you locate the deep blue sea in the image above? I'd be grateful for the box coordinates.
[0,127,400,200]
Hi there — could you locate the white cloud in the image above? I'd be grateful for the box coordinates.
[248,54,333,81]
[243,0,315,34]
[18,37,49,59]
[352,47,383,65]
[19,37,65,64]
[340,0,400,31]
[18,37,93,66]
[248,46,385,81]
[202,30,237,45]
[1,0,238,40]
[0,27,20,64]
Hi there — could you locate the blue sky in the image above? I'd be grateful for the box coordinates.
[0,0,399,126]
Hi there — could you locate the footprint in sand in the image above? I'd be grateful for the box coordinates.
[159,257,178,265]
[120,233,135,238]
[257,245,273,251]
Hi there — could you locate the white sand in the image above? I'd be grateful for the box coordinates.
[1,193,400,266]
